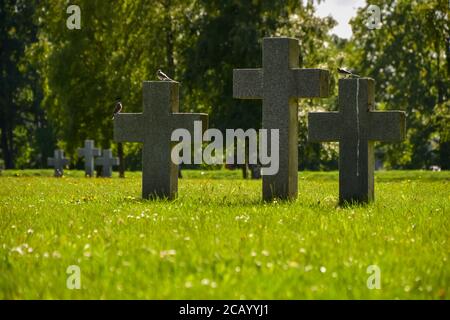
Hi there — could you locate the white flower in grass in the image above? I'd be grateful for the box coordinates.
[27,229,34,235]
[11,246,24,255]
[201,278,210,286]
[160,249,176,258]
[320,266,327,273]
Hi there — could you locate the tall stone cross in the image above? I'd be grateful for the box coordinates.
[308,78,406,203]
[114,81,208,199]
[95,149,119,177]
[47,150,70,177]
[77,139,100,177]
[233,37,330,201]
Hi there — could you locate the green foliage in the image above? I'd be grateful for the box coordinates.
[25,0,338,170]
[347,0,449,169]
[0,0,49,169]
[0,170,448,298]
[1,0,448,170]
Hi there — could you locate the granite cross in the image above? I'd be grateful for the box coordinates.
[95,149,119,177]
[114,81,208,199]
[77,139,101,177]
[233,37,330,201]
[308,78,406,203]
[47,150,70,177]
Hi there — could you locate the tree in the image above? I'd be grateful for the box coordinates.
[30,0,193,168]
[0,0,46,169]
[347,0,449,169]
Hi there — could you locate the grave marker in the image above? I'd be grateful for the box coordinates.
[77,139,101,177]
[47,150,70,177]
[95,149,119,177]
[114,81,208,199]
[233,37,330,200]
[308,78,406,203]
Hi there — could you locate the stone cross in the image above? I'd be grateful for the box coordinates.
[95,149,119,177]
[114,81,208,199]
[308,78,406,203]
[77,139,101,176]
[47,150,70,177]
[233,37,330,201]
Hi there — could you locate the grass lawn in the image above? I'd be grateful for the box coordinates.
[0,169,448,299]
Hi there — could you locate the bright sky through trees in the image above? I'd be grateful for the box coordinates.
[314,0,366,39]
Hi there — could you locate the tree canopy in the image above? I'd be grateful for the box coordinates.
[0,0,448,170]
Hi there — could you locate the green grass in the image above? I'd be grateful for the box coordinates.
[0,169,448,299]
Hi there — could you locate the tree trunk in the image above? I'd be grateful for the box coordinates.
[242,164,248,179]
[439,141,450,170]
[164,0,178,178]
[164,0,175,78]
[118,142,125,178]
[436,36,449,169]
[242,139,248,179]
[0,122,14,169]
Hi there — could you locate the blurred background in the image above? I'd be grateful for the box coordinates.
[0,0,448,172]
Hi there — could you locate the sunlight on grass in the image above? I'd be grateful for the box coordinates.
[0,170,448,299]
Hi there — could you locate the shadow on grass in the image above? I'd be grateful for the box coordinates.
[120,193,306,208]
[374,171,450,182]
[338,200,371,209]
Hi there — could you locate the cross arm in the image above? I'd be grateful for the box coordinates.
[233,69,263,99]
[114,113,144,143]
[170,113,208,135]
[368,111,406,142]
[308,112,341,142]
[77,148,99,156]
[292,69,330,98]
